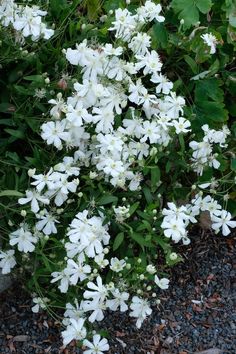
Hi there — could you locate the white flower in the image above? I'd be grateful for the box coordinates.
[83,334,109,354]
[129,296,152,328]
[200,195,222,216]
[172,118,191,134]
[83,276,108,302]
[154,275,169,290]
[82,299,106,323]
[162,202,189,222]
[36,212,59,235]
[67,211,110,258]
[51,269,71,293]
[32,297,49,313]
[66,257,91,285]
[41,120,69,149]
[31,168,60,192]
[65,41,88,66]
[0,250,16,274]
[161,92,185,119]
[110,257,126,272]
[106,289,129,312]
[18,190,49,214]
[80,49,105,83]
[128,79,147,105]
[103,44,123,56]
[48,94,66,118]
[11,5,54,40]
[211,210,236,236]
[109,8,137,41]
[140,121,160,144]
[62,318,87,346]
[201,33,218,54]
[135,50,162,75]
[13,6,43,38]
[66,103,92,127]
[94,254,109,269]
[54,156,80,176]
[161,218,186,243]
[63,300,85,325]
[137,1,165,23]
[151,73,173,95]
[128,33,151,55]
[92,106,115,133]
[9,226,37,253]
[113,206,130,223]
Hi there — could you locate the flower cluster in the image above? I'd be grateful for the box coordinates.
[1,1,235,352]
[0,0,54,41]
[161,193,236,243]
[190,124,230,175]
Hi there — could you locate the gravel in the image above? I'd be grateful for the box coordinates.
[0,231,235,353]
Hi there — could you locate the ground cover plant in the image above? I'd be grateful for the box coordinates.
[0,0,236,352]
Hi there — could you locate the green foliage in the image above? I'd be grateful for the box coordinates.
[171,0,212,28]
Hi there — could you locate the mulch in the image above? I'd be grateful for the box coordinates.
[0,231,235,354]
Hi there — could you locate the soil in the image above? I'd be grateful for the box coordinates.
[0,231,235,354]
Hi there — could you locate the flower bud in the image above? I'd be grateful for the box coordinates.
[21,210,27,217]
[146,265,156,274]
[169,252,178,260]
[28,168,36,177]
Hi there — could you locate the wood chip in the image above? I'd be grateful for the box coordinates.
[13,335,29,342]
[194,349,222,354]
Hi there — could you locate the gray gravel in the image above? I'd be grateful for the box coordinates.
[0,232,235,353]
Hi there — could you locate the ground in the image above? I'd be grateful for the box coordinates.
[0,232,235,354]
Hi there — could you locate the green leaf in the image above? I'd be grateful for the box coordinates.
[0,190,24,197]
[98,195,118,205]
[194,78,228,124]
[50,0,68,17]
[152,23,168,49]
[171,0,199,28]
[151,166,160,192]
[4,128,25,139]
[196,0,212,13]
[195,79,224,103]
[130,232,152,248]
[184,55,198,74]
[103,0,123,12]
[128,202,139,217]
[143,186,153,204]
[231,158,236,171]
[24,75,44,83]
[14,85,31,95]
[196,101,228,123]
[113,232,124,251]
[171,0,212,28]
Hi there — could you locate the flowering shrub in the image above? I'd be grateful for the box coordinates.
[0,0,236,351]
